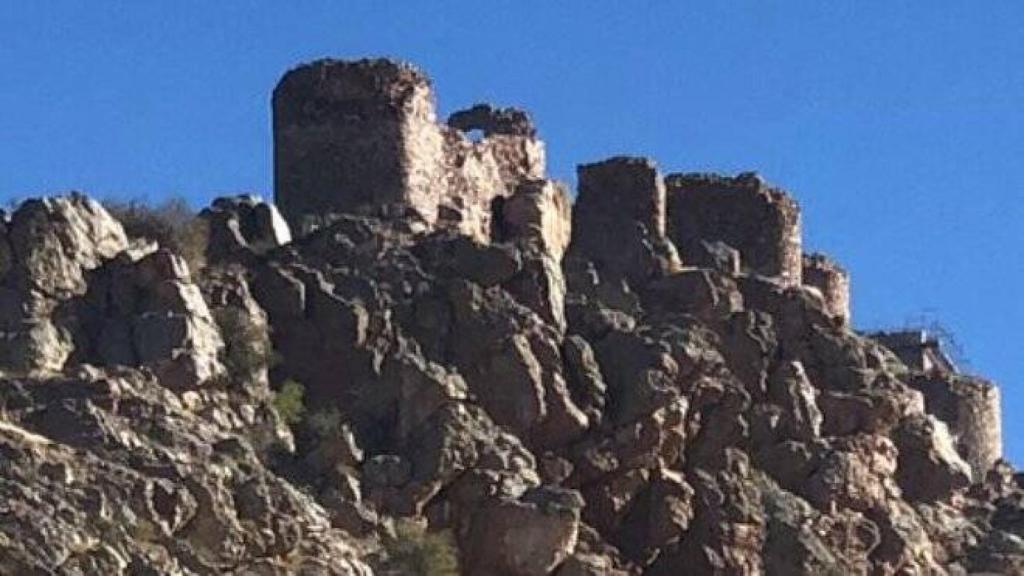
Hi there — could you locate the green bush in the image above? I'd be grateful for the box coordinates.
[384,520,460,576]
[307,407,343,439]
[103,197,209,272]
[272,379,306,425]
[212,307,278,381]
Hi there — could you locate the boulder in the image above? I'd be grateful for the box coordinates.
[201,195,291,262]
[6,193,128,297]
[464,486,583,576]
[893,414,972,502]
[498,178,572,262]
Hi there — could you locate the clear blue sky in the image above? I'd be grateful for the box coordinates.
[2,2,1022,463]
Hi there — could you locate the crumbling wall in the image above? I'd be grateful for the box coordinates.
[440,104,545,240]
[909,372,1002,480]
[273,60,543,242]
[870,329,1002,478]
[802,252,850,326]
[273,58,446,230]
[665,172,802,286]
[496,178,572,262]
[870,330,957,373]
[568,156,681,286]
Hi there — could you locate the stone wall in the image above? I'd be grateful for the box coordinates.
[870,330,957,374]
[568,156,681,286]
[909,372,1002,480]
[802,252,850,326]
[273,59,543,242]
[665,172,802,286]
[273,58,445,230]
[870,329,1002,478]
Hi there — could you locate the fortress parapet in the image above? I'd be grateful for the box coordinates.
[665,172,802,286]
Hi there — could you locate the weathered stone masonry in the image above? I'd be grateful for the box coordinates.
[869,329,1003,478]
[273,59,445,228]
[802,252,851,326]
[665,172,803,286]
[274,58,544,241]
[272,57,1005,484]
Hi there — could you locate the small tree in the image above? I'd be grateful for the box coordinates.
[212,307,278,381]
[272,379,306,425]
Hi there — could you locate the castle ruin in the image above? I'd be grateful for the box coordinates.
[273,58,544,240]
[272,57,1003,480]
[870,329,1003,478]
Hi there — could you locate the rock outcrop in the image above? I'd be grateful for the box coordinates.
[1,57,1021,576]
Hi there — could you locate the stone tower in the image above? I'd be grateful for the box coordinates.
[569,156,681,286]
[273,59,544,241]
[273,58,446,230]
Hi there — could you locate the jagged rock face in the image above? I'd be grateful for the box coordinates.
[4,193,128,298]
[75,249,226,389]
[2,57,1023,576]
[0,367,370,575]
[0,194,129,372]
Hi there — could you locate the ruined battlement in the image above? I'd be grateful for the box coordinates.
[273,58,543,241]
[448,103,537,138]
[665,171,802,286]
[869,329,1003,478]
[270,59,1005,482]
[802,252,851,326]
[568,156,681,285]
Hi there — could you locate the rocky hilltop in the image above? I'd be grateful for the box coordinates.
[0,58,1021,575]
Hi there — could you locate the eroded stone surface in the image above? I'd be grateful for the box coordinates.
[665,172,802,286]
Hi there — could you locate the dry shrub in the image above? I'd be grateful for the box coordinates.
[103,197,209,272]
[382,520,459,576]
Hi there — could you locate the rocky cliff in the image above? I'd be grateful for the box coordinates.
[0,58,1020,575]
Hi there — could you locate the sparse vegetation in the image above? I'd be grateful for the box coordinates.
[382,520,460,576]
[213,307,279,381]
[307,406,343,438]
[272,379,306,425]
[103,197,209,272]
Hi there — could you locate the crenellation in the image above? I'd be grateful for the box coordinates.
[665,171,802,286]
